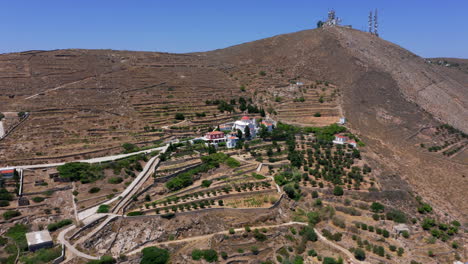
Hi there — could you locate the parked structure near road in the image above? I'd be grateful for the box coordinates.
[26,230,53,251]
[332,134,357,148]
[0,168,15,179]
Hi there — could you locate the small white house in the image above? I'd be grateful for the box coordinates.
[332,134,357,148]
[226,136,239,148]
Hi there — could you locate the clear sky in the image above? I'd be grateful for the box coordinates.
[1,0,467,58]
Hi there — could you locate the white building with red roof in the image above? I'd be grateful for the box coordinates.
[332,134,357,148]
[204,131,226,143]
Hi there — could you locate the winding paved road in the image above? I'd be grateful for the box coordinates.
[10,146,166,170]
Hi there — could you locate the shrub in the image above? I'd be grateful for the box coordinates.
[418,203,433,214]
[3,210,20,220]
[86,256,116,264]
[140,247,170,264]
[0,200,9,207]
[312,191,319,198]
[192,249,218,262]
[229,228,235,234]
[32,197,45,203]
[122,143,139,153]
[108,177,123,184]
[301,226,317,241]
[307,211,321,226]
[47,219,73,232]
[201,180,212,188]
[333,186,344,196]
[175,113,185,120]
[370,202,385,213]
[89,187,101,193]
[225,157,240,168]
[57,162,103,183]
[386,209,407,223]
[382,229,390,238]
[308,249,317,256]
[253,229,267,241]
[313,112,321,117]
[251,246,259,255]
[97,204,110,213]
[127,211,144,216]
[21,247,62,264]
[221,251,228,259]
[354,248,366,260]
[402,230,410,238]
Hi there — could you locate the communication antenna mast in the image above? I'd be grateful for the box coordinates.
[368,11,373,33]
[373,9,379,37]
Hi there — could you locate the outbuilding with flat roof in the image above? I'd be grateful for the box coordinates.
[26,230,53,251]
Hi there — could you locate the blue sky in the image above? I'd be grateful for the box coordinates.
[1,0,467,58]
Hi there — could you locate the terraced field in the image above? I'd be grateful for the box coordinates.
[0,49,342,165]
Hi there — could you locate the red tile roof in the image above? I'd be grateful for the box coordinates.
[207,131,224,135]
[0,169,15,174]
[241,116,250,120]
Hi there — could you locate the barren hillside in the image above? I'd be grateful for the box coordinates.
[0,27,466,220]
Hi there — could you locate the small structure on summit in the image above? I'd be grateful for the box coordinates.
[332,134,357,148]
[323,10,341,27]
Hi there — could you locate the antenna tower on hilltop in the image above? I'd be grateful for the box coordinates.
[374,9,379,37]
[368,11,373,33]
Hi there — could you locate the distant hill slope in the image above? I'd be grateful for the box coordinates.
[204,27,467,133]
[0,27,466,219]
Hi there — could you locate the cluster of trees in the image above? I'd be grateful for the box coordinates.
[3,210,20,220]
[166,153,236,191]
[58,152,149,184]
[421,218,459,241]
[57,162,104,183]
[155,199,223,213]
[140,247,169,264]
[191,249,218,262]
[21,246,63,264]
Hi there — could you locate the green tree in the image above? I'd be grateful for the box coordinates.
[354,248,366,260]
[174,113,185,120]
[236,129,243,140]
[333,186,344,196]
[141,247,170,264]
[370,202,385,213]
[244,126,251,139]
